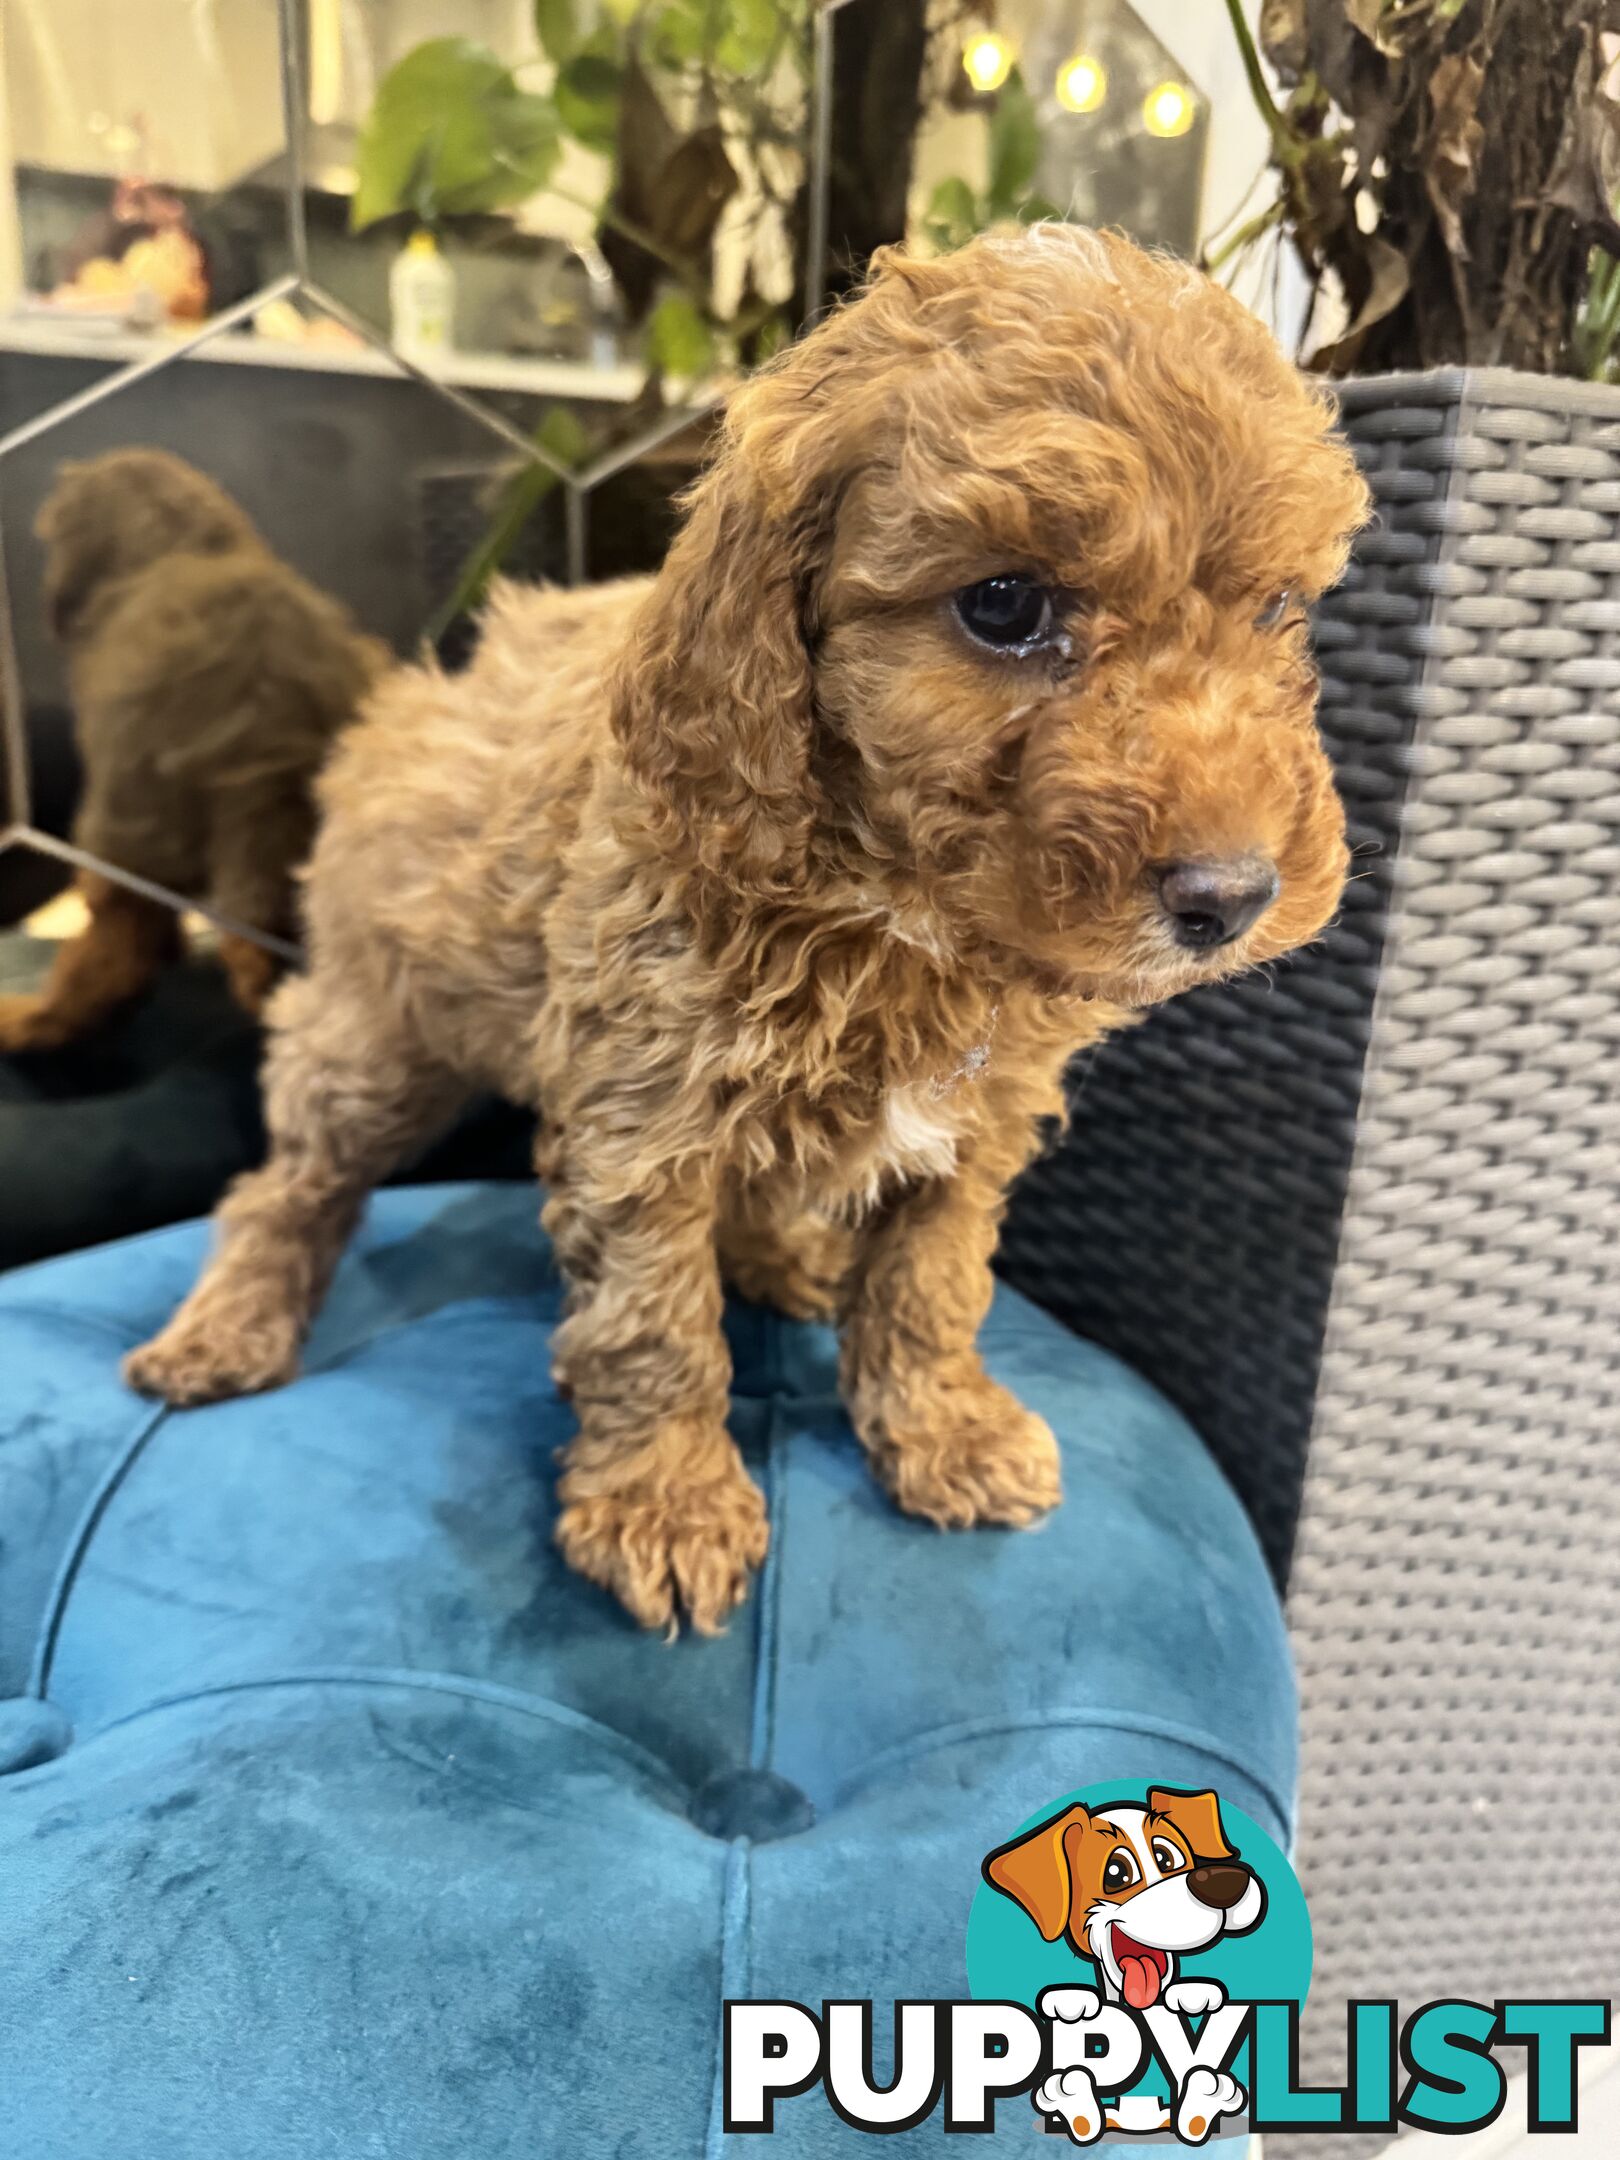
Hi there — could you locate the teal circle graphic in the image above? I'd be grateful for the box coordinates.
[966,1780,1312,2012]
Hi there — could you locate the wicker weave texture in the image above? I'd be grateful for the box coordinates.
[1278,371,1620,2151]
[1000,368,1620,2154]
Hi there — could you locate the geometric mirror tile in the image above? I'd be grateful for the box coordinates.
[0,0,834,953]
[902,0,1207,260]
[5,0,294,332]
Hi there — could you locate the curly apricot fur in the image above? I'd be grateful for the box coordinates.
[125,229,1369,1632]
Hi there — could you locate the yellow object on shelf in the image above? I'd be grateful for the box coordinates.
[390,229,457,360]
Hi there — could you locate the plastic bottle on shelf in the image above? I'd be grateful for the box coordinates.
[390,229,456,362]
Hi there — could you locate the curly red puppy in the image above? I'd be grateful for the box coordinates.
[127,228,1370,1633]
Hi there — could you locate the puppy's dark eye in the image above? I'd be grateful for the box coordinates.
[954,575,1055,653]
[1102,1850,1139,1894]
[1151,1840,1185,1875]
[1254,588,1297,630]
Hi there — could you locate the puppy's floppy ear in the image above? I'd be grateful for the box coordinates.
[611,373,841,896]
[1147,1787,1237,1863]
[613,248,966,894]
[36,464,112,642]
[982,1804,1091,1942]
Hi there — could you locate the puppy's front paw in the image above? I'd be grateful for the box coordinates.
[1039,1986,1102,2023]
[555,1433,769,1636]
[1164,1979,1227,2019]
[124,1302,301,1406]
[859,1367,1061,1529]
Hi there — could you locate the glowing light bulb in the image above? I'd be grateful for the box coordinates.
[962,32,1014,94]
[1055,53,1107,114]
[1142,80,1196,138]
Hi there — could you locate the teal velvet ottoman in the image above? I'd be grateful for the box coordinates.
[0,1184,1293,2156]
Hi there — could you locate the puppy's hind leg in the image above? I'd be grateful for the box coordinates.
[0,873,180,1053]
[125,970,467,1406]
[216,932,283,1018]
[206,777,315,1017]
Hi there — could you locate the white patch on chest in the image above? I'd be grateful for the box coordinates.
[876,1083,960,1184]
[817,1084,962,1222]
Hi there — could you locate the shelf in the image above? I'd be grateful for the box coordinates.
[0,311,655,405]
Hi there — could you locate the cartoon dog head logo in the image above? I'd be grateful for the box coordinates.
[982,1785,1267,2008]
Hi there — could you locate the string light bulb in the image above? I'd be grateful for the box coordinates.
[962,31,1015,94]
[1055,53,1107,114]
[1142,79,1196,138]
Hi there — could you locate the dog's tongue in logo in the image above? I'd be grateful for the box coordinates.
[1114,1929,1168,2010]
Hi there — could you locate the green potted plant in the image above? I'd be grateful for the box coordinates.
[346,1,826,620]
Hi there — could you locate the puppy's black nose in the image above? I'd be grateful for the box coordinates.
[1156,860,1279,951]
[1187,1863,1251,1911]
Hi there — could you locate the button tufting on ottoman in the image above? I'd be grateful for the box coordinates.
[0,1183,1293,2157]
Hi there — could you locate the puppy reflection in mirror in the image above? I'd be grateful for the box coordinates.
[0,450,385,1054]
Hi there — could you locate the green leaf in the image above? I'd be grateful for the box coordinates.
[716,0,778,75]
[986,68,1041,219]
[533,401,591,472]
[1018,193,1063,225]
[353,38,503,228]
[650,1,709,67]
[555,48,622,152]
[752,309,790,361]
[646,292,716,377]
[924,175,982,252]
[926,175,979,232]
[351,38,562,230]
[534,0,578,64]
[427,403,593,641]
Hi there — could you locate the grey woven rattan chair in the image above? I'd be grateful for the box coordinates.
[1001,368,1620,2153]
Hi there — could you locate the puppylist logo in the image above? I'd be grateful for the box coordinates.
[723,1780,1611,2143]
[978,1783,1271,2142]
